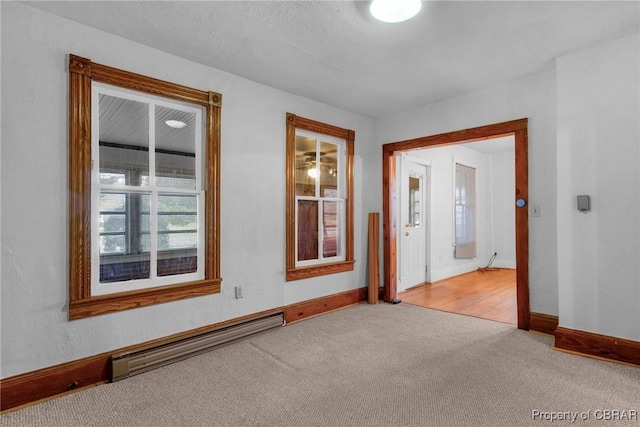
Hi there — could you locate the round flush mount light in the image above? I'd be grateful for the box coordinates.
[370,0,422,23]
[165,119,186,129]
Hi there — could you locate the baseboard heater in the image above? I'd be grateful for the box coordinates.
[111,312,284,382]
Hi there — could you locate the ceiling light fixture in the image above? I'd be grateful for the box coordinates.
[165,119,186,129]
[370,0,421,23]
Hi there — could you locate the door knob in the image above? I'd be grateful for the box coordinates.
[405,232,409,236]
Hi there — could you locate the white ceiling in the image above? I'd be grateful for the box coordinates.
[25,1,639,118]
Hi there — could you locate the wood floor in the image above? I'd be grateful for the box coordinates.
[399,268,517,325]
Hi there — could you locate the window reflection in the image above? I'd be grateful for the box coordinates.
[155,105,196,190]
[95,89,202,285]
[99,94,149,186]
[297,200,318,261]
[293,133,342,263]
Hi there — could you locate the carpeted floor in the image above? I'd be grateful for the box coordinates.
[2,303,639,426]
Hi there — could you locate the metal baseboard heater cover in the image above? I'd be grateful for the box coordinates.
[111,312,284,382]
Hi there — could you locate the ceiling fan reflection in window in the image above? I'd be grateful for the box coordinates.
[296,151,338,178]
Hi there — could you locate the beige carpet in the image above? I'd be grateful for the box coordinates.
[2,303,639,426]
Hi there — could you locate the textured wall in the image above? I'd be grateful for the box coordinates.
[0,2,376,378]
[556,33,640,341]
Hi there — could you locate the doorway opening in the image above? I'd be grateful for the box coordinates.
[396,136,516,324]
[382,119,530,330]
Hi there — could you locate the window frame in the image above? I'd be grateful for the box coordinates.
[68,54,222,319]
[285,113,355,281]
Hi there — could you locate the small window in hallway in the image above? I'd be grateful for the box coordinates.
[454,162,477,259]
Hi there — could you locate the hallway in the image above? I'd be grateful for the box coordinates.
[399,269,517,325]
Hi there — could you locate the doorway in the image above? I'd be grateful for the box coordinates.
[382,119,530,330]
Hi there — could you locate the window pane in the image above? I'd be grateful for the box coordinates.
[158,215,198,233]
[409,176,421,227]
[100,214,125,234]
[297,200,318,261]
[100,193,126,212]
[140,215,150,234]
[157,195,198,252]
[99,193,126,254]
[157,250,198,277]
[99,172,126,186]
[155,174,196,189]
[100,235,126,255]
[99,191,152,282]
[139,194,151,250]
[295,135,317,197]
[158,232,198,251]
[157,194,198,277]
[158,194,198,212]
[322,201,340,258]
[100,252,151,283]
[155,105,197,189]
[319,141,338,194]
[140,233,151,253]
[98,94,149,186]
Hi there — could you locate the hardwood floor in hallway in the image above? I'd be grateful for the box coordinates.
[399,268,517,325]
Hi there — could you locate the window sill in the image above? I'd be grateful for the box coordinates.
[69,278,221,320]
[286,260,355,281]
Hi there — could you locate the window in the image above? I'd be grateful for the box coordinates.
[68,55,222,319]
[285,113,355,280]
[92,86,204,295]
[409,175,421,227]
[454,162,476,259]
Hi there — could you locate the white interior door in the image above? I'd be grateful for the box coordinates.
[398,159,427,291]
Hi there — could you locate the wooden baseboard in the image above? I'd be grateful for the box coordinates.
[529,312,558,335]
[554,327,640,366]
[1,287,367,412]
[0,353,111,413]
[283,287,367,324]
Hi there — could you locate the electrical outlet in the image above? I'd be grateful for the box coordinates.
[234,286,243,299]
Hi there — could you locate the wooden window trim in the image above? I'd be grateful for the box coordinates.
[285,113,355,281]
[68,54,222,319]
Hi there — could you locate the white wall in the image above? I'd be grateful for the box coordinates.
[0,2,376,378]
[489,149,516,269]
[556,33,640,341]
[376,69,558,316]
